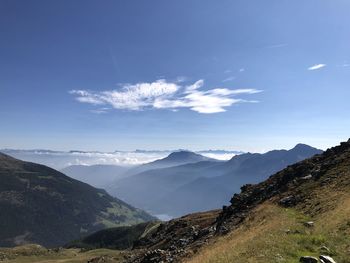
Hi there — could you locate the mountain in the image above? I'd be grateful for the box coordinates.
[110,144,321,217]
[125,139,350,263]
[61,164,130,188]
[123,151,216,176]
[157,143,323,216]
[0,140,348,263]
[0,153,155,247]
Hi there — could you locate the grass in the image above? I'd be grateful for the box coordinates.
[0,246,125,263]
[186,197,350,263]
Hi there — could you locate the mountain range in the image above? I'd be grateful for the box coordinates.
[108,144,322,217]
[0,153,154,247]
[64,139,349,263]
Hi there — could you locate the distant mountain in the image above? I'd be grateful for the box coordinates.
[110,144,322,217]
[0,153,154,247]
[61,164,130,188]
[156,144,323,216]
[123,151,217,176]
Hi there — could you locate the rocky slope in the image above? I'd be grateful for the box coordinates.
[125,139,350,262]
[0,153,154,247]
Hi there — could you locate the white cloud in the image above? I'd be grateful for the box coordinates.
[308,64,326,71]
[222,76,236,82]
[176,76,188,83]
[70,79,262,114]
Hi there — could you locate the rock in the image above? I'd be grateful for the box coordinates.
[303,221,314,227]
[217,225,229,234]
[299,256,318,263]
[177,238,189,247]
[142,249,168,263]
[279,196,297,207]
[300,174,313,180]
[320,255,337,263]
[87,257,106,263]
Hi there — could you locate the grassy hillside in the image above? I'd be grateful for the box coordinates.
[0,153,154,247]
[66,221,160,250]
[0,245,125,263]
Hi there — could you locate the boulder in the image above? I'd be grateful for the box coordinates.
[279,196,297,207]
[303,221,315,228]
[320,255,337,263]
[300,174,313,180]
[300,256,318,263]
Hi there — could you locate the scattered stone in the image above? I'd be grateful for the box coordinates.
[299,256,318,263]
[300,174,313,180]
[279,196,297,207]
[87,256,106,263]
[320,255,337,263]
[217,225,229,234]
[303,221,315,228]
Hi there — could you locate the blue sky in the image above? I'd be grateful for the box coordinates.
[1,0,350,152]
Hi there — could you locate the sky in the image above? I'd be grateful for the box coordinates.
[1,0,350,152]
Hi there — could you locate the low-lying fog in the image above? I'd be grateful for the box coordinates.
[1,149,242,170]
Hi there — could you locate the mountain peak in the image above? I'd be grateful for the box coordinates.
[290,143,322,155]
[167,151,202,160]
[293,143,314,150]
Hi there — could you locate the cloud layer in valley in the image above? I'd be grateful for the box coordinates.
[70,79,262,114]
[2,149,240,170]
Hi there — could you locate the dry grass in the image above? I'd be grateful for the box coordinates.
[186,194,350,263]
[0,246,125,263]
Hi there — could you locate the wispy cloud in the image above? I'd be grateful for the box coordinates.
[176,76,188,83]
[308,64,326,71]
[222,76,236,82]
[90,108,110,114]
[70,80,262,114]
[265,43,288,49]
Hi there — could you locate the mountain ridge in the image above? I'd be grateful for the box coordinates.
[110,144,322,217]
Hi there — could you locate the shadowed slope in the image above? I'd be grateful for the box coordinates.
[0,153,154,247]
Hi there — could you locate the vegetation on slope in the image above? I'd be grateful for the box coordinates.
[66,221,161,250]
[0,153,154,248]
